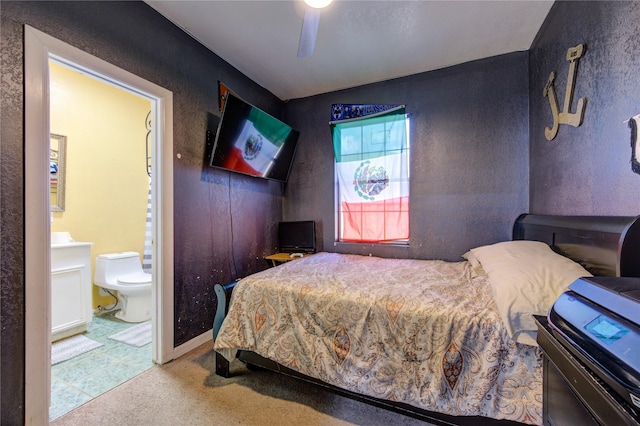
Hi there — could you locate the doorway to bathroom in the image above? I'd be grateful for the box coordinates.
[25,26,175,424]
[48,58,155,421]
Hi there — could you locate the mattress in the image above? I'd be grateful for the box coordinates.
[214,252,542,425]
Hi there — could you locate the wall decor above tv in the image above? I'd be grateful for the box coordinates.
[210,93,300,183]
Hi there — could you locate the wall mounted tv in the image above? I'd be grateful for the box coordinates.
[279,220,316,253]
[210,93,300,182]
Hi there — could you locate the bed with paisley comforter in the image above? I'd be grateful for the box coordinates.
[213,214,640,426]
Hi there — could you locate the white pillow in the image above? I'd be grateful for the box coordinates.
[462,250,486,277]
[470,240,591,346]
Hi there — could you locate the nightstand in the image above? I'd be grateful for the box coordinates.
[264,252,313,267]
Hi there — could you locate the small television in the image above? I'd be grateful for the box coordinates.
[278,220,316,253]
[210,93,300,182]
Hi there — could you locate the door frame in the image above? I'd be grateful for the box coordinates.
[25,25,174,424]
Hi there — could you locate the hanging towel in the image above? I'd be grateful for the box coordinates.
[629,116,640,174]
[142,180,152,273]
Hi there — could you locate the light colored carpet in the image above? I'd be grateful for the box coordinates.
[108,321,151,347]
[50,341,435,426]
[51,335,103,365]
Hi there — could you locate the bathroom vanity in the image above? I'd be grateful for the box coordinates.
[51,240,93,342]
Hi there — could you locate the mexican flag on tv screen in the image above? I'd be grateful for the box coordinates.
[331,105,409,242]
[222,109,292,177]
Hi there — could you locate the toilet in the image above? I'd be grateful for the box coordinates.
[94,251,152,323]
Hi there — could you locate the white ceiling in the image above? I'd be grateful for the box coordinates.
[144,0,554,100]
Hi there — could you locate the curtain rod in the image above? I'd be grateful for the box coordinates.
[329,104,406,125]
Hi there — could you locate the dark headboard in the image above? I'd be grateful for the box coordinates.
[513,214,640,277]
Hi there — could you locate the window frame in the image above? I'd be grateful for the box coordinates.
[332,111,411,244]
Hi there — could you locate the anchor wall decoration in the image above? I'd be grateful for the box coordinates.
[543,43,587,141]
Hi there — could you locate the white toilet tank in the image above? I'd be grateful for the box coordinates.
[94,252,144,286]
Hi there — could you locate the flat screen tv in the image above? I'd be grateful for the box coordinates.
[279,220,316,253]
[210,93,300,182]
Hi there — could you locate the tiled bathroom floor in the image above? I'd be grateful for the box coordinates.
[49,312,155,421]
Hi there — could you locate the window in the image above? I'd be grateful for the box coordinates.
[331,106,410,243]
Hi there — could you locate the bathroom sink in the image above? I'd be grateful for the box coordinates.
[51,233,91,249]
[51,231,73,244]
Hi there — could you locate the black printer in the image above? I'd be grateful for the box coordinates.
[547,276,640,424]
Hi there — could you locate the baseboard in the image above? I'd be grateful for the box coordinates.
[172,329,212,359]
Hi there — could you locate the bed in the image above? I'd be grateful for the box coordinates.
[212,214,640,426]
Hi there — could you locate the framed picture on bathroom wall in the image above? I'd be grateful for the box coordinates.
[50,133,67,212]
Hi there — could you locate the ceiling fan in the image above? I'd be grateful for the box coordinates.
[297,0,332,58]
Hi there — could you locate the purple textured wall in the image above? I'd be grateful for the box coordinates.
[0,12,27,423]
[529,1,640,215]
[284,53,530,261]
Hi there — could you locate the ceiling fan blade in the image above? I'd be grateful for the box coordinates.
[297,8,320,58]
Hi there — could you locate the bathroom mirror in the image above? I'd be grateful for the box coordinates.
[50,133,67,212]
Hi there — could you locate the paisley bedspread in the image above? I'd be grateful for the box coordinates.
[214,252,542,425]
